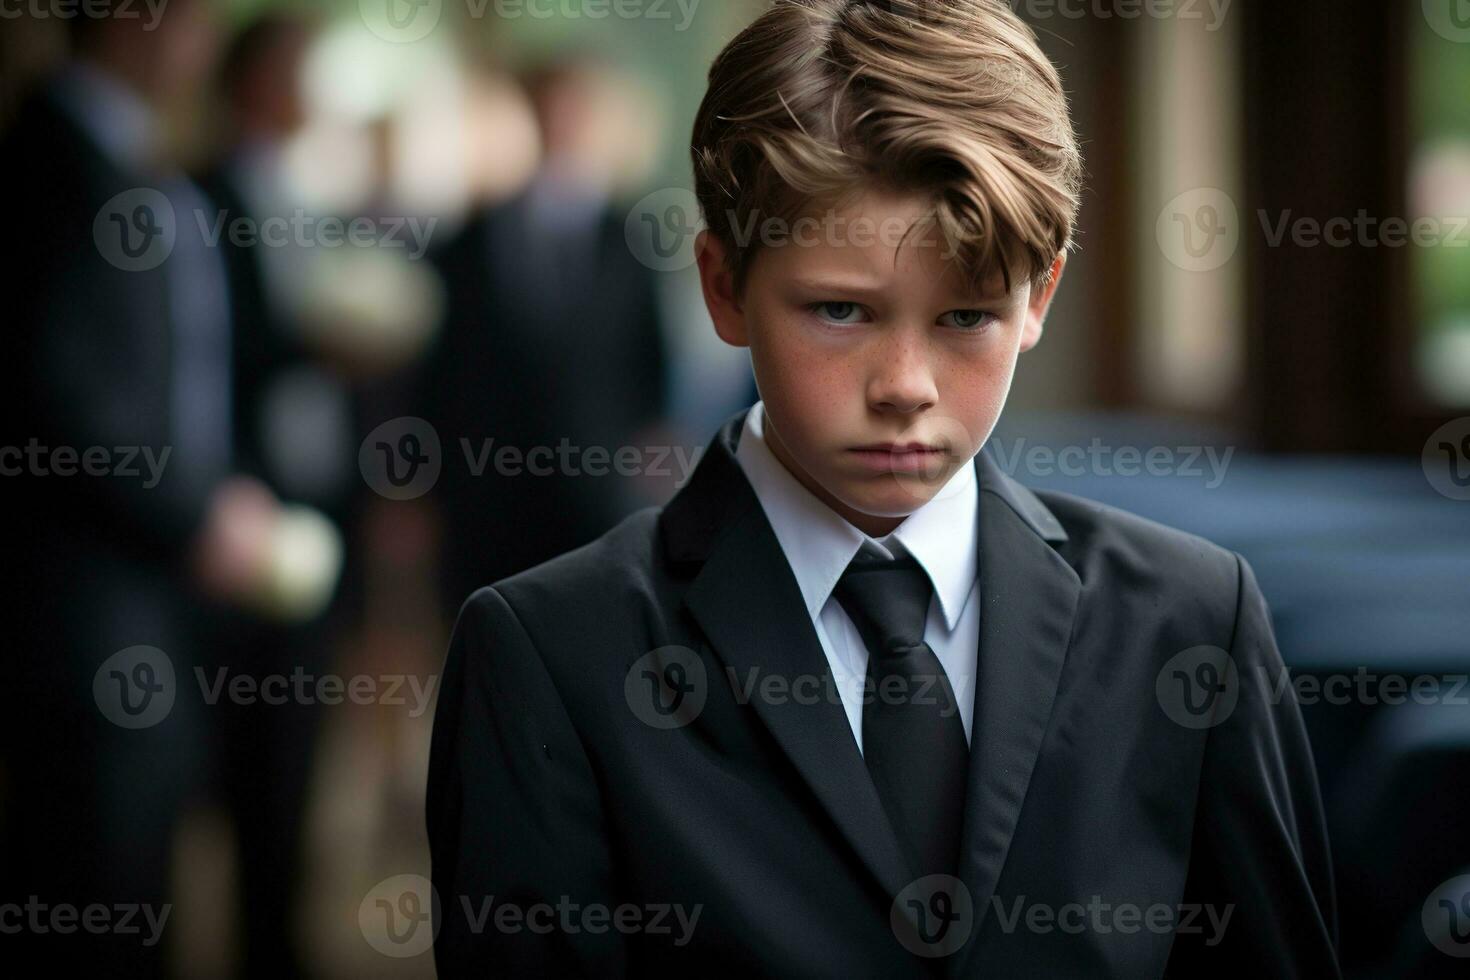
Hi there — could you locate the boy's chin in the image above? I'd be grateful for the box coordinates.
[834,480,947,521]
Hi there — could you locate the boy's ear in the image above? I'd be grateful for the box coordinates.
[1020,252,1066,353]
[695,231,749,347]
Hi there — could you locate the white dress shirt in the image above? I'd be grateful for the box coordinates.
[733,400,981,754]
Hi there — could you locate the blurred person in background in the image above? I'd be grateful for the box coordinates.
[0,1,339,974]
[198,11,359,531]
[193,12,351,979]
[425,57,669,615]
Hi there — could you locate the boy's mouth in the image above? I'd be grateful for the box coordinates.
[847,443,948,473]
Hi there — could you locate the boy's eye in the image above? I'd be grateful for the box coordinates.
[809,301,867,325]
[804,303,995,329]
[940,309,995,330]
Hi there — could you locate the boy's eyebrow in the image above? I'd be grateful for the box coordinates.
[786,276,1012,306]
[786,276,888,298]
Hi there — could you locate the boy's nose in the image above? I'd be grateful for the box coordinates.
[867,331,938,413]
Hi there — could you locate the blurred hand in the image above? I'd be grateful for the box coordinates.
[193,476,280,604]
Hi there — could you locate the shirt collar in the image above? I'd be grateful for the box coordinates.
[734,400,979,630]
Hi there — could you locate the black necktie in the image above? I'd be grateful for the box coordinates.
[833,547,969,880]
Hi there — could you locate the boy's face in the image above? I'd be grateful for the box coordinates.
[696,187,1065,537]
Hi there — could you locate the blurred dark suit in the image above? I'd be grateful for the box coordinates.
[426,183,667,610]
[0,71,233,977]
[194,168,277,479]
[192,157,341,980]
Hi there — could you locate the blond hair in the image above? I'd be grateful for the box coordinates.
[691,0,1083,296]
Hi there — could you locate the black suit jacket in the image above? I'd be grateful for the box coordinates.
[426,407,1340,978]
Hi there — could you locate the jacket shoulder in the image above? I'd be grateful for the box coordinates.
[1032,487,1245,621]
[457,506,667,666]
[490,505,663,597]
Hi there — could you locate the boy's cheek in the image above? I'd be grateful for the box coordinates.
[751,345,851,420]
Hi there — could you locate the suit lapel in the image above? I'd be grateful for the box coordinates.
[950,448,1080,973]
[663,410,917,902]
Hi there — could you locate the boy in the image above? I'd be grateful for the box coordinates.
[426,1,1340,976]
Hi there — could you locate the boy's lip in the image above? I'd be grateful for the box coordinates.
[849,441,946,453]
[847,443,949,474]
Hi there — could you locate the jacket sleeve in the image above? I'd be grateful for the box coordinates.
[1164,553,1341,978]
[30,227,212,563]
[426,585,625,976]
